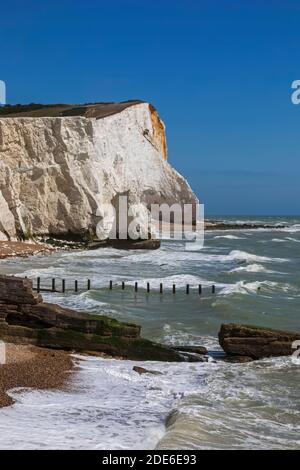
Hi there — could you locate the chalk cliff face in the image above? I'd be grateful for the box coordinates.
[0,102,198,240]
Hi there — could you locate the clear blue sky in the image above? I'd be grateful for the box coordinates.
[1,0,300,215]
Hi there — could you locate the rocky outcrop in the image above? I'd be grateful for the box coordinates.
[219,323,300,359]
[88,238,161,250]
[172,345,208,355]
[133,366,163,375]
[0,275,185,361]
[0,275,42,305]
[0,101,198,241]
[223,355,254,363]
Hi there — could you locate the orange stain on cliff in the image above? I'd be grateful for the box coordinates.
[149,104,168,160]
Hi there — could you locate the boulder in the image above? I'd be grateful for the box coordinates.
[219,323,300,359]
[88,238,161,250]
[172,345,208,355]
[0,276,42,305]
[133,366,163,375]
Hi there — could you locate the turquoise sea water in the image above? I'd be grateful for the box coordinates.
[0,216,299,449]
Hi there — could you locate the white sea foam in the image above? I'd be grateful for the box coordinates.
[0,354,296,450]
[42,291,109,311]
[226,250,287,263]
[282,224,300,233]
[162,325,220,350]
[230,263,275,273]
[271,237,300,243]
[60,247,126,259]
[0,232,298,450]
[122,249,205,266]
[157,357,300,450]
[0,356,212,450]
[219,280,292,295]
[286,237,300,243]
[19,266,66,277]
[214,235,245,240]
[126,274,213,289]
[126,248,288,268]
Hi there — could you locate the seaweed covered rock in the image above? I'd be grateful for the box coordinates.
[0,275,183,361]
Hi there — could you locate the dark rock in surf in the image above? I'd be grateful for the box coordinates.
[133,366,163,375]
[181,354,208,362]
[88,238,161,250]
[219,323,300,359]
[172,345,208,355]
[223,355,254,363]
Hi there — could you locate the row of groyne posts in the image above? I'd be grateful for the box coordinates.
[31,277,217,295]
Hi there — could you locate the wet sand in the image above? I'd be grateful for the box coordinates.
[0,343,74,407]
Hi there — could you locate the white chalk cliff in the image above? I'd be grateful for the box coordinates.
[0,101,198,240]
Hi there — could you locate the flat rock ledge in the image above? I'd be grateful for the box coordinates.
[88,238,161,250]
[0,275,183,361]
[219,323,300,359]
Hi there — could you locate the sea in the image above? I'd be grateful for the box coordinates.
[0,216,299,450]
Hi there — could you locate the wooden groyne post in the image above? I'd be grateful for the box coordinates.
[31,277,217,295]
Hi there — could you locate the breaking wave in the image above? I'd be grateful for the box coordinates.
[213,235,245,240]
[230,263,275,273]
[226,250,287,263]
[219,280,293,295]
